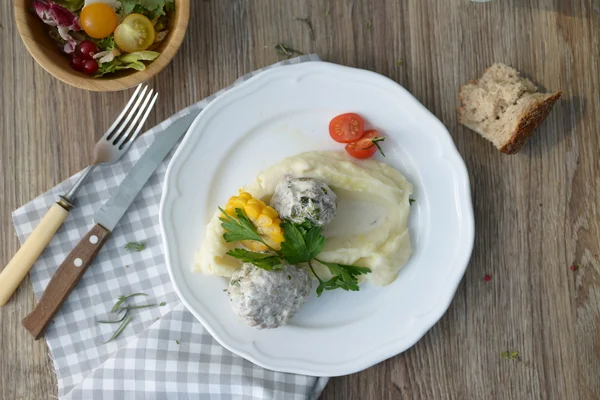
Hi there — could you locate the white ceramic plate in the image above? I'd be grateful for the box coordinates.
[160,61,474,377]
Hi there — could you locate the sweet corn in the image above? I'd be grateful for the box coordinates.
[225,191,284,251]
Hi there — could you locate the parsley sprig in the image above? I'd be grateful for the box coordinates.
[219,208,371,296]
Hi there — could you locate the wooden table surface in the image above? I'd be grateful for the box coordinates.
[2,0,599,399]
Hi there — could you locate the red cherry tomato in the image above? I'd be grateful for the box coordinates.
[70,55,85,72]
[75,40,98,60]
[329,113,365,143]
[345,130,385,159]
[82,59,99,75]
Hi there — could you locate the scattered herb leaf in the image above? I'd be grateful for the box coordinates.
[122,303,158,310]
[226,248,284,271]
[96,309,128,324]
[159,302,166,306]
[294,16,315,40]
[396,57,403,67]
[111,293,148,312]
[325,3,331,17]
[275,43,303,58]
[287,275,292,280]
[223,289,228,292]
[365,19,373,30]
[409,198,415,205]
[230,278,241,287]
[176,340,180,344]
[125,241,146,252]
[102,315,132,343]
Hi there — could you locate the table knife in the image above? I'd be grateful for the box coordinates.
[22,113,197,339]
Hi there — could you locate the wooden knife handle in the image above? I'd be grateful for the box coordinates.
[22,224,110,339]
[0,202,70,306]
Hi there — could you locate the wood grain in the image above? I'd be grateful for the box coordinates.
[1,0,599,399]
[21,223,110,340]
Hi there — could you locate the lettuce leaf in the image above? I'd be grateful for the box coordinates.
[95,51,160,77]
[119,0,174,16]
[53,0,84,12]
[120,51,160,63]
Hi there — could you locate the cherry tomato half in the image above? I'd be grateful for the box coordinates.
[329,113,365,143]
[80,3,118,39]
[345,130,385,159]
[114,14,156,53]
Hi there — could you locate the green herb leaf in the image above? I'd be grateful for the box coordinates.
[363,137,386,157]
[325,3,331,17]
[396,57,403,67]
[226,248,284,271]
[103,315,132,343]
[230,278,241,287]
[219,208,273,249]
[111,293,148,312]
[159,302,166,306]
[409,198,415,205]
[176,340,180,344]
[315,259,371,295]
[124,241,146,252]
[500,350,519,360]
[280,222,325,264]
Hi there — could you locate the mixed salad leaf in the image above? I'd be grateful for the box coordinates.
[31,0,174,77]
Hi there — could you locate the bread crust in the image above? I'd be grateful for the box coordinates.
[498,91,562,154]
[457,64,561,155]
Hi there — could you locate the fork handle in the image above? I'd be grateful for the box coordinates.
[22,224,110,339]
[0,202,71,306]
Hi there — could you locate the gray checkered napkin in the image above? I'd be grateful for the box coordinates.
[11,54,328,399]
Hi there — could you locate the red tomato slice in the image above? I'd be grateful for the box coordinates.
[329,113,365,143]
[345,130,385,159]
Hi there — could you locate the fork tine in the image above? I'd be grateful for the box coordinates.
[109,85,149,145]
[116,90,158,149]
[105,84,143,141]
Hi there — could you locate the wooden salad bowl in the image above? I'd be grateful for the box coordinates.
[13,0,190,92]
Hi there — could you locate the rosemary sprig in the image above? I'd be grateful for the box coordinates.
[96,309,128,324]
[294,17,315,40]
[102,315,132,343]
[121,303,157,310]
[111,293,148,312]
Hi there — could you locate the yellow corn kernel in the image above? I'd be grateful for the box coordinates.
[224,190,284,251]
[256,214,273,226]
[262,206,278,219]
[244,204,261,220]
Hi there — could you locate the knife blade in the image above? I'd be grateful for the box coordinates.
[22,112,198,339]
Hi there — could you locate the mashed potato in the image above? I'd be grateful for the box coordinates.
[195,151,412,285]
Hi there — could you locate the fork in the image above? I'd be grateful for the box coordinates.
[0,84,158,306]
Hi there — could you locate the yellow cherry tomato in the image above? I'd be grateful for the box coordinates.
[80,3,118,39]
[114,14,156,53]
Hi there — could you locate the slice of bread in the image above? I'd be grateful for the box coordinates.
[457,63,561,154]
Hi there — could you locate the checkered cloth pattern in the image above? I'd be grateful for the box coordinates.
[11,54,328,399]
